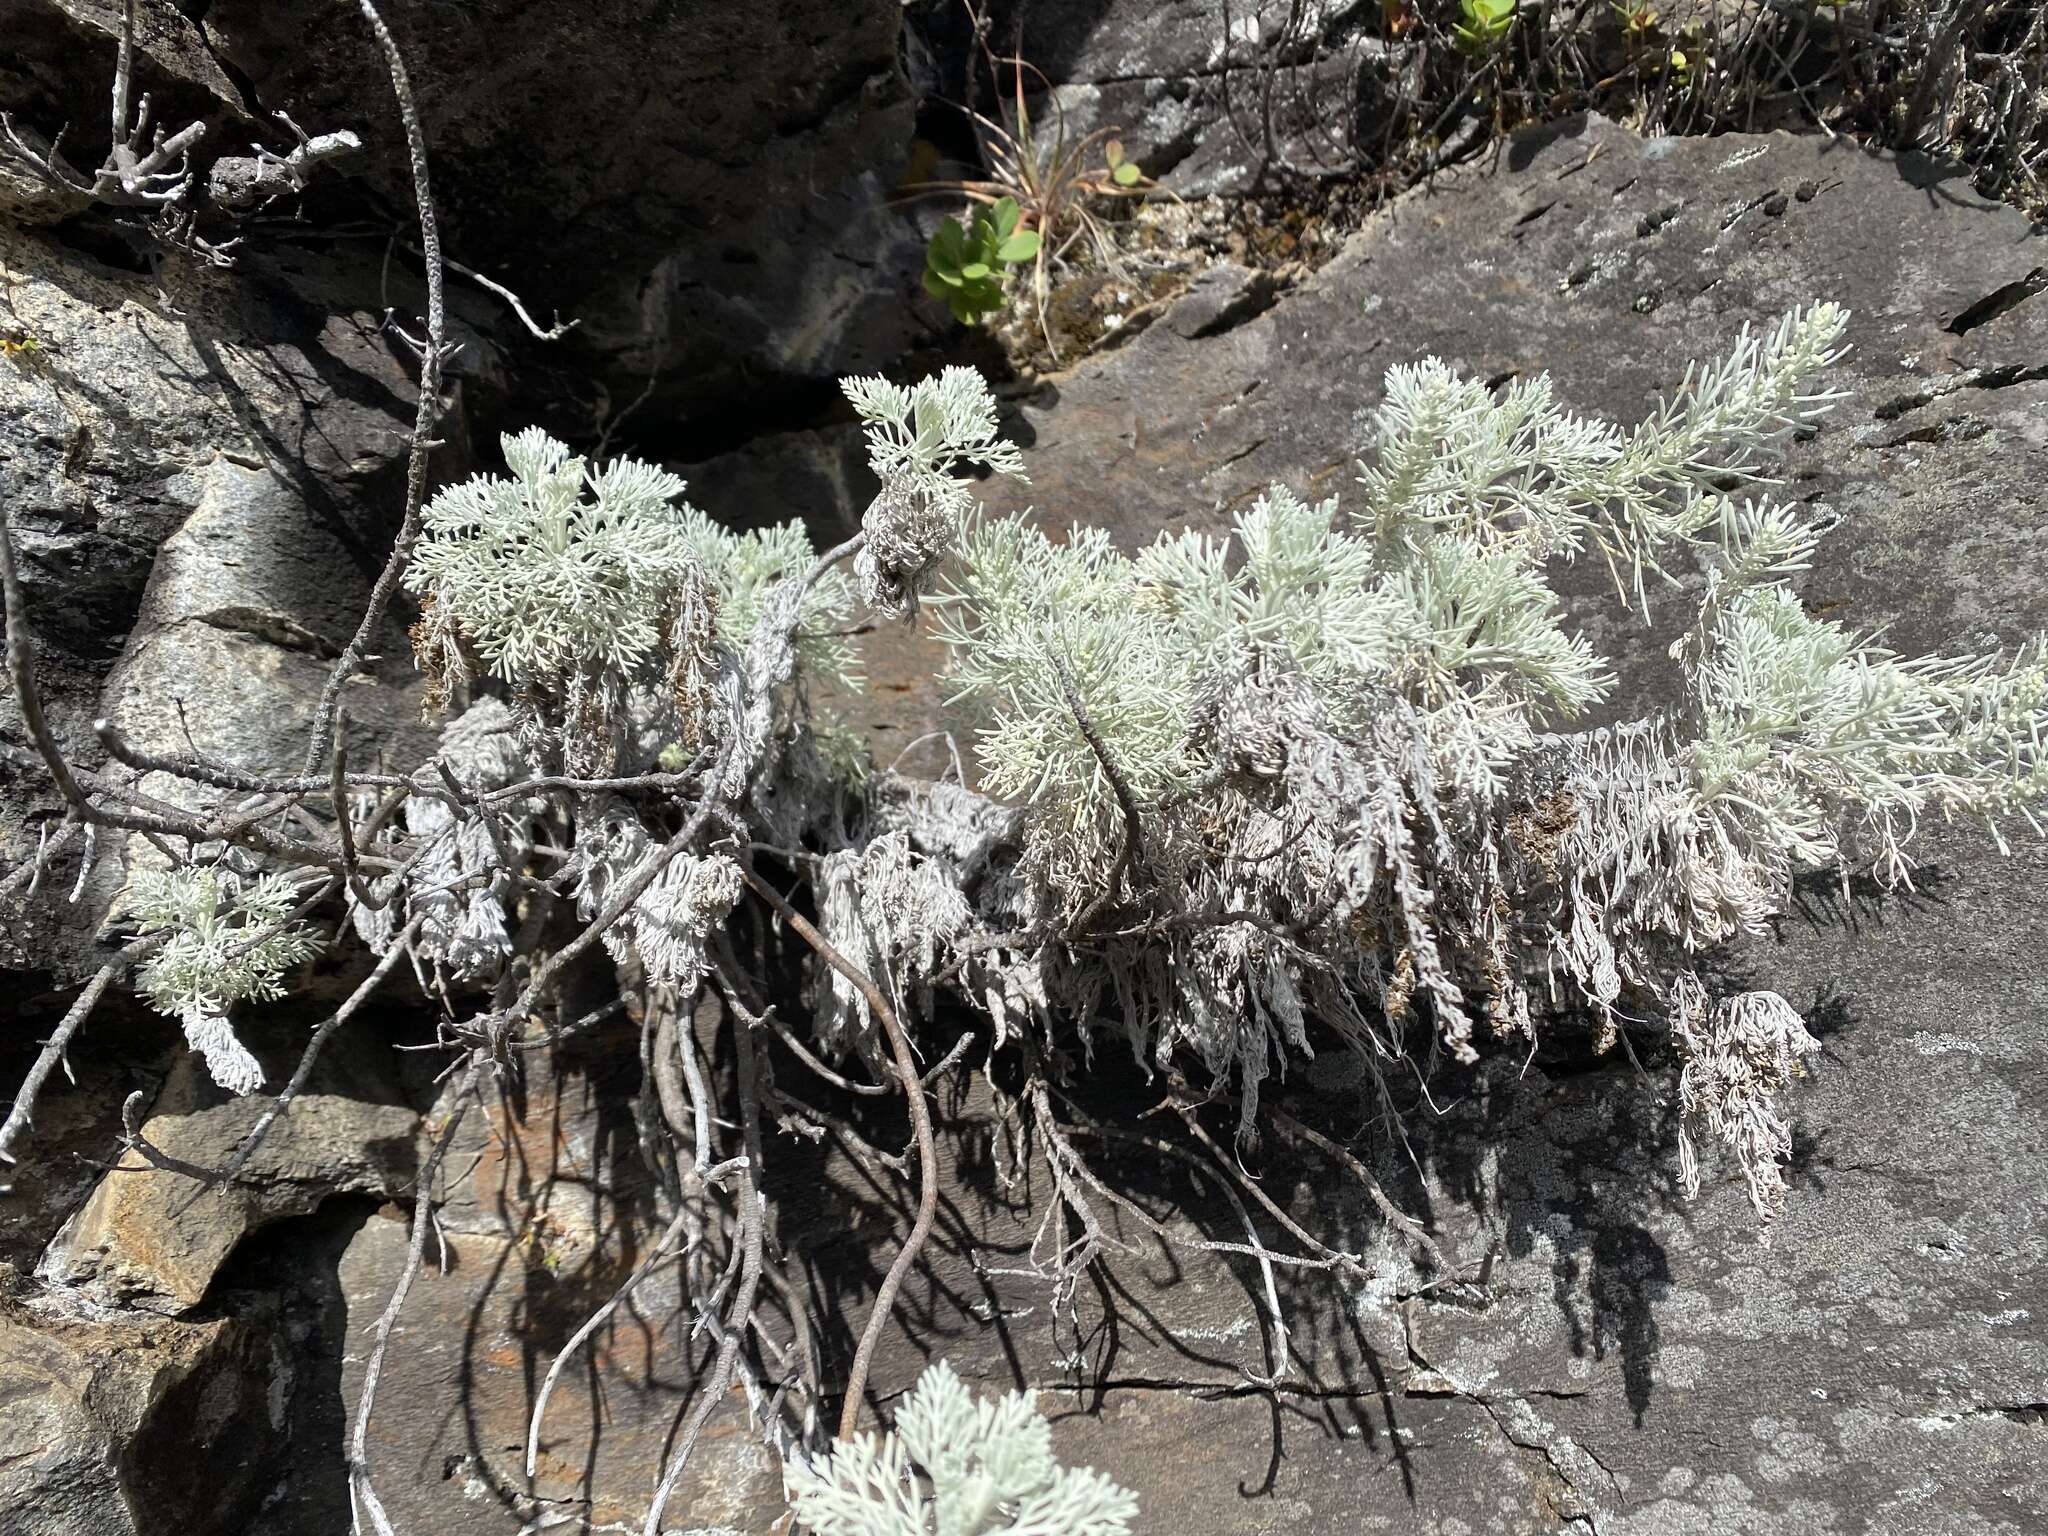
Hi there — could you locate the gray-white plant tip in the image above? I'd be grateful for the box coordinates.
[844,366,1028,616]
[784,1360,1139,1536]
[131,866,321,1094]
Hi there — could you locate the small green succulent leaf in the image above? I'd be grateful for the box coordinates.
[961,261,991,281]
[992,196,1022,238]
[1453,0,1517,53]
[997,230,1040,264]
[1112,160,1142,187]
[930,217,968,266]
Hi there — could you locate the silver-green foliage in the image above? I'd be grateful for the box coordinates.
[406,428,708,689]
[843,366,1027,617]
[133,866,319,1094]
[926,303,2048,1217]
[403,426,856,774]
[783,1361,1137,1536]
[942,305,1863,865]
[674,506,858,686]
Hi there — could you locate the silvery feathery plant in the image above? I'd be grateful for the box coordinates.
[784,1361,1137,1536]
[886,302,2048,1224]
[131,865,320,1094]
[403,426,856,776]
[21,282,2044,1533]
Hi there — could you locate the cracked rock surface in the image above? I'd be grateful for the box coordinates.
[0,220,439,984]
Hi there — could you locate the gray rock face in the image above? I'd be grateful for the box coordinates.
[201,0,924,416]
[960,0,1398,196]
[0,1297,284,1536]
[3,0,926,417]
[0,220,432,983]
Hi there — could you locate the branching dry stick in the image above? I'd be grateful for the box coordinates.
[350,1062,478,1536]
[641,1005,770,1536]
[430,245,578,341]
[1046,1087,1346,1276]
[1,819,81,900]
[110,1088,227,1181]
[4,0,210,207]
[1163,1091,1371,1281]
[496,767,733,1051]
[0,634,402,875]
[525,1154,746,1478]
[641,1185,761,1534]
[0,945,160,1178]
[305,0,449,775]
[736,865,939,1441]
[1264,1103,1445,1269]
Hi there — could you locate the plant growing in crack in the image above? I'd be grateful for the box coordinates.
[898,0,1162,357]
[5,15,2047,1536]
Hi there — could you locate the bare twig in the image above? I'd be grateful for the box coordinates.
[526,1154,746,1478]
[0,946,158,1176]
[1265,1104,1445,1268]
[1,819,81,900]
[113,1088,223,1181]
[349,1062,478,1535]
[737,865,938,1441]
[208,113,363,210]
[641,1012,769,1535]
[437,247,578,341]
[87,0,207,207]
[306,0,451,774]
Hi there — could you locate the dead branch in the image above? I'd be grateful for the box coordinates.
[349,1062,479,1536]
[0,944,160,1176]
[305,0,452,775]
[525,1153,746,1478]
[112,1088,224,1182]
[1,819,82,900]
[641,1011,769,1535]
[208,113,363,210]
[736,864,938,1441]
[1264,1103,1445,1269]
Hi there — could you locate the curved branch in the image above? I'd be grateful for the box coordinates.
[350,1063,478,1535]
[0,947,158,1174]
[305,0,450,774]
[736,864,938,1441]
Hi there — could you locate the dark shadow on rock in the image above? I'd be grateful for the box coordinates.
[1507,112,1594,173]
[222,1194,383,1536]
